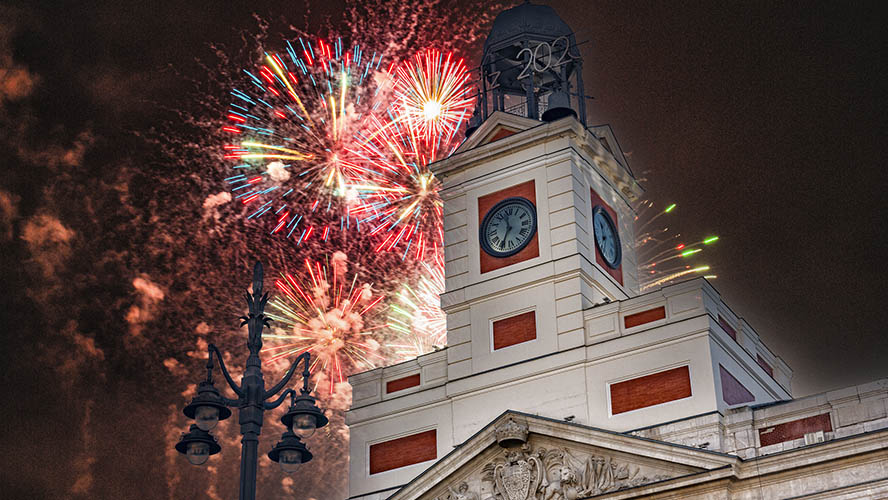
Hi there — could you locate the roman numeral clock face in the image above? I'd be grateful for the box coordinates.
[592,205,621,269]
[480,197,537,258]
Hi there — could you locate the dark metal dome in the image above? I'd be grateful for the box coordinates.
[483,1,573,52]
[470,1,587,128]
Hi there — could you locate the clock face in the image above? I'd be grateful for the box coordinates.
[592,206,621,269]
[480,197,538,258]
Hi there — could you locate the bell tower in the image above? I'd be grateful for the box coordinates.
[468,1,588,134]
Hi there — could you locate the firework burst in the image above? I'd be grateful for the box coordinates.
[222,37,398,242]
[385,257,447,360]
[264,251,387,393]
[221,44,475,383]
[390,49,473,159]
[349,163,444,261]
[348,49,471,259]
[219,40,473,263]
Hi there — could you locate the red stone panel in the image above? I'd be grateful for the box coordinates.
[756,354,774,377]
[493,311,537,350]
[758,414,832,447]
[589,188,623,285]
[486,126,518,143]
[610,366,692,415]
[718,315,737,341]
[369,429,437,474]
[719,364,755,405]
[623,306,666,329]
[386,374,421,394]
[479,180,539,274]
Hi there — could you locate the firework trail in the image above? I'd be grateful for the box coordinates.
[642,265,712,291]
[635,201,719,291]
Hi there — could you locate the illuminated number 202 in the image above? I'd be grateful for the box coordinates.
[516,36,573,81]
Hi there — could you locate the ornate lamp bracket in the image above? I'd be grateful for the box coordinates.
[264,351,311,400]
[241,261,272,358]
[208,343,243,400]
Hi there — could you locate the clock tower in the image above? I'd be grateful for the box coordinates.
[433,106,642,383]
[346,4,792,499]
[433,0,643,383]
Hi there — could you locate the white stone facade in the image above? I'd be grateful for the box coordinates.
[352,404,888,500]
[348,276,794,498]
[345,112,885,499]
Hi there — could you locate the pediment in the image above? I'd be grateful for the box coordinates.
[436,113,643,203]
[587,124,631,175]
[456,111,542,154]
[391,412,738,500]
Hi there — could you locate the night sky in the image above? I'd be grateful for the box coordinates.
[1,1,885,498]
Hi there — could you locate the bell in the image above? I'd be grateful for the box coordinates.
[542,90,576,122]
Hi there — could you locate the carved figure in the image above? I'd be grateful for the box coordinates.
[480,462,499,500]
[540,465,581,500]
[539,449,581,500]
[446,481,479,500]
[565,449,648,495]
[587,455,614,493]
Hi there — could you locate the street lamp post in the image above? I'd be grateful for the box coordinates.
[175,262,327,500]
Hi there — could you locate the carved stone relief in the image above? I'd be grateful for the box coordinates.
[433,442,674,500]
[437,480,479,500]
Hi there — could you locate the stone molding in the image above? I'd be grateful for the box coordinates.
[389,411,730,500]
[381,412,888,500]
